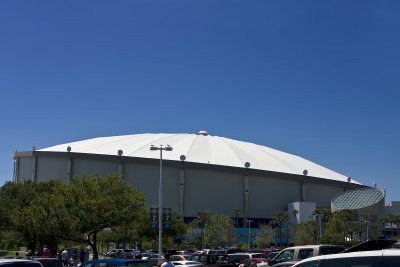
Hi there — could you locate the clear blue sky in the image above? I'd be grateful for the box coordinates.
[1,1,399,201]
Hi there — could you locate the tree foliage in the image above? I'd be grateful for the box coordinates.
[66,174,145,259]
[254,224,274,248]
[190,212,236,249]
[0,180,71,254]
[0,175,147,256]
[270,211,288,248]
[292,221,318,245]
[107,209,187,250]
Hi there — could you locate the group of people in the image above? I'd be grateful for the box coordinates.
[60,247,89,267]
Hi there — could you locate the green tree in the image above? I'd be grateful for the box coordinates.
[0,180,71,254]
[292,221,318,245]
[190,212,236,249]
[254,224,274,248]
[270,211,288,248]
[110,209,187,250]
[66,174,145,259]
[334,209,357,245]
[320,216,344,244]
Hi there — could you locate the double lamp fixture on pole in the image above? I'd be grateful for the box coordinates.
[150,144,173,265]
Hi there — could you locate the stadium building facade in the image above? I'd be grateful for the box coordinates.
[13,131,368,226]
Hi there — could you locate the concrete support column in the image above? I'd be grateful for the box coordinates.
[179,166,185,217]
[67,158,73,183]
[244,174,250,213]
[32,156,37,182]
[301,181,306,202]
[14,158,20,183]
[118,162,124,178]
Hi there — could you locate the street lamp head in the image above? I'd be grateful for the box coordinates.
[165,145,173,151]
[150,145,158,151]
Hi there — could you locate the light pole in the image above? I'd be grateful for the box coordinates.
[318,214,323,238]
[246,219,253,249]
[365,220,369,241]
[150,144,173,265]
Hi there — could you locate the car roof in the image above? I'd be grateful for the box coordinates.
[294,249,400,266]
[83,259,148,263]
[0,260,40,263]
[32,258,60,261]
[342,239,397,253]
[282,244,341,250]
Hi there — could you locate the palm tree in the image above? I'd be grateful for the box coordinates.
[270,211,288,248]
[292,209,299,224]
[234,208,241,228]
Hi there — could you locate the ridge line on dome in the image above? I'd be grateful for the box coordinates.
[252,143,297,173]
[185,132,209,162]
[129,133,179,156]
[218,137,250,167]
[76,135,135,153]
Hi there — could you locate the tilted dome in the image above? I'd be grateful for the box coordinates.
[332,187,384,210]
[39,131,359,184]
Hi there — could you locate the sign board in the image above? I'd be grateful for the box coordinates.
[163,208,172,230]
[150,208,158,229]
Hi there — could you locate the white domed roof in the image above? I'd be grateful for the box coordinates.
[39,132,359,184]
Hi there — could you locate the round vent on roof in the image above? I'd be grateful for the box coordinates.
[198,130,208,136]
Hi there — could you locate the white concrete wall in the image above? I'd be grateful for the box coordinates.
[73,159,119,177]
[385,201,400,215]
[37,157,69,182]
[288,202,316,224]
[15,153,362,222]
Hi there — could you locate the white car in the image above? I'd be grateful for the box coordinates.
[171,260,203,267]
[292,249,400,267]
[237,258,269,267]
[0,259,44,267]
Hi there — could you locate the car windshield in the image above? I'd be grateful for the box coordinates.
[229,255,250,261]
[251,254,267,258]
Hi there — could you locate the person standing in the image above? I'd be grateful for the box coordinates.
[160,253,174,267]
[79,248,86,264]
[61,248,68,267]
[43,245,51,257]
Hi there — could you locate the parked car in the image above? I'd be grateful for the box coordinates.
[228,253,268,265]
[342,239,397,253]
[32,258,63,267]
[267,245,345,266]
[237,258,268,267]
[190,253,216,265]
[292,249,400,267]
[170,260,203,267]
[264,251,280,262]
[170,255,193,262]
[271,261,297,267]
[80,258,151,267]
[147,254,163,267]
[0,259,44,267]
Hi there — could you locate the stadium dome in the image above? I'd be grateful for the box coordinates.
[14,130,369,230]
[39,131,358,184]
